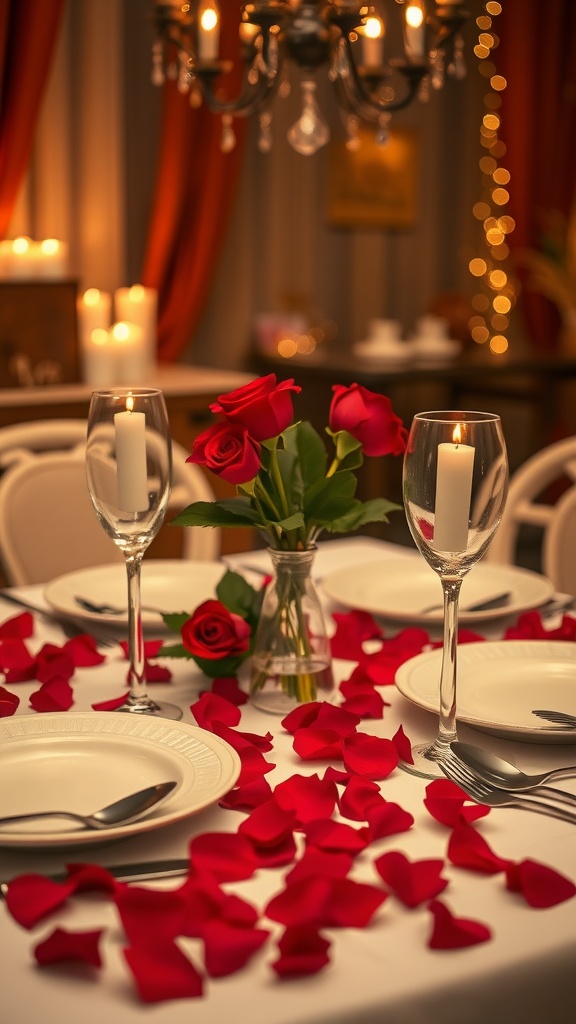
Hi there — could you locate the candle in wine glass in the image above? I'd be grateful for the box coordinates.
[433,423,475,552]
[114,396,149,513]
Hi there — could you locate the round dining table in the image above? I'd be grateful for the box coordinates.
[0,537,574,1024]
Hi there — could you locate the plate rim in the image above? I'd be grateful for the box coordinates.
[43,559,226,627]
[0,711,241,848]
[395,639,576,742]
[320,557,555,624]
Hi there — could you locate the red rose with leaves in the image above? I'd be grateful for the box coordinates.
[329,383,408,457]
[187,421,261,485]
[181,600,251,662]
[210,373,301,441]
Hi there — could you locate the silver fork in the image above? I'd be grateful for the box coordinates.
[440,756,576,825]
[532,709,576,729]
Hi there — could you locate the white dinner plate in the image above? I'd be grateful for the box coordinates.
[0,712,241,848]
[44,560,226,628]
[320,557,555,625]
[395,640,576,743]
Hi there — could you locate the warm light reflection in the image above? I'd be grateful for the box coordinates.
[469,258,487,276]
[490,334,508,354]
[489,269,507,288]
[472,325,490,344]
[492,187,509,204]
[452,423,463,445]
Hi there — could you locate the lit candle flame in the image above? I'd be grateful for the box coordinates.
[126,394,135,413]
[452,423,463,445]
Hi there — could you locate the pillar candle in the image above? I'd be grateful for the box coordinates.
[432,426,475,551]
[81,328,117,387]
[114,284,157,375]
[114,400,149,513]
[7,237,37,278]
[111,321,148,385]
[78,289,112,349]
[36,239,69,279]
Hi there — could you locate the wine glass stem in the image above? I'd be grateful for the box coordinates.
[435,577,463,755]
[125,551,149,708]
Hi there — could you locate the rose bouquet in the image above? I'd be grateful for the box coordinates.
[166,374,407,706]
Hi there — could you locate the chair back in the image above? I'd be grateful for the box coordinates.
[0,419,219,585]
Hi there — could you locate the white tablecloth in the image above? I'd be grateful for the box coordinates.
[1,538,575,1024]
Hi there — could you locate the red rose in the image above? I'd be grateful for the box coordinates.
[181,600,251,661]
[210,374,301,441]
[329,383,407,457]
[187,421,261,485]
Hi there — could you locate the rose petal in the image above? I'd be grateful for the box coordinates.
[338,776,383,821]
[123,940,204,1002]
[374,851,448,907]
[0,638,37,681]
[91,691,130,711]
[304,818,367,855]
[274,772,338,825]
[29,677,74,712]
[362,800,414,841]
[330,609,382,660]
[0,612,33,639]
[271,926,331,977]
[505,858,576,908]
[424,779,490,826]
[392,724,414,764]
[448,822,511,874]
[115,885,189,944]
[188,832,258,882]
[325,878,387,927]
[35,644,75,683]
[34,926,104,967]
[143,661,172,682]
[209,676,249,705]
[340,690,385,719]
[264,876,333,927]
[5,874,75,928]
[65,863,119,894]
[286,849,353,884]
[427,898,491,949]
[238,798,296,847]
[63,634,106,667]
[0,685,19,717]
[342,733,399,779]
[191,690,241,729]
[359,628,430,685]
[203,919,269,977]
[219,777,273,811]
[292,727,345,761]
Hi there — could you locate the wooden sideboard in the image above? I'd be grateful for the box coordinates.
[0,364,256,563]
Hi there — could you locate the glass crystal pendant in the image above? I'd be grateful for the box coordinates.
[287,80,330,155]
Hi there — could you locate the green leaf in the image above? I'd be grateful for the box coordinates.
[216,570,263,620]
[170,498,259,529]
[304,469,357,524]
[191,653,247,678]
[290,421,328,488]
[156,642,191,658]
[162,612,190,634]
[327,498,402,533]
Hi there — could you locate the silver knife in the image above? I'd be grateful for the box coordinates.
[0,858,190,897]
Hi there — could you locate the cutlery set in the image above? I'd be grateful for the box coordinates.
[441,743,576,825]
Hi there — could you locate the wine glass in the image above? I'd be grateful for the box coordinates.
[402,410,508,778]
[86,387,182,720]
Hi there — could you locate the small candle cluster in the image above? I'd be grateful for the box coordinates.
[78,284,157,387]
[0,237,68,279]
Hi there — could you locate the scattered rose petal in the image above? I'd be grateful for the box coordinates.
[338,776,383,821]
[325,878,387,927]
[65,863,119,894]
[362,800,414,841]
[219,776,273,811]
[427,898,491,949]
[272,925,331,977]
[115,885,189,945]
[34,926,104,967]
[424,779,490,826]
[191,690,241,729]
[0,612,33,639]
[392,724,413,764]
[188,832,258,882]
[304,818,367,855]
[274,772,338,824]
[342,732,399,779]
[91,691,130,711]
[203,919,269,977]
[29,677,74,712]
[448,822,511,874]
[374,851,448,907]
[293,727,346,761]
[0,638,37,681]
[209,676,248,705]
[0,685,19,716]
[143,661,172,682]
[238,798,296,847]
[286,849,353,884]
[330,609,382,660]
[505,858,576,908]
[5,874,75,928]
[123,940,204,1002]
[341,690,385,719]
[359,628,430,685]
[265,875,386,930]
[63,634,106,666]
[35,644,75,683]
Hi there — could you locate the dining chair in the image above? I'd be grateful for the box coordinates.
[485,434,576,592]
[0,419,219,586]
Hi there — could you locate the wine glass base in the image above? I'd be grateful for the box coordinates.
[114,700,183,721]
[400,741,450,780]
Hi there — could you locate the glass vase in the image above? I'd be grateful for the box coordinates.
[249,547,334,713]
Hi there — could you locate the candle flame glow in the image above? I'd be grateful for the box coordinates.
[406,3,424,29]
[126,394,135,413]
[363,16,384,40]
[200,6,218,31]
[452,423,463,445]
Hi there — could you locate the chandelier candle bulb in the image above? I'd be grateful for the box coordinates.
[432,426,475,552]
[198,1,220,60]
[361,16,384,66]
[405,2,425,59]
[113,399,149,513]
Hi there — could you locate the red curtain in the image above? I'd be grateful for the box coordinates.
[142,5,248,362]
[498,0,576,350]
[0,0,65,238]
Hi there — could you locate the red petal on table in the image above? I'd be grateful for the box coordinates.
[271,925,331,977]
[213,720,274,751]
[330,609,382,660]
[392,724,414,764]
[292,727,345,761]
[34,926,104,968]
[448,822,511,874]
[281,701,323,734]
[219,776,273,811]
[188,831,258,882]
[63,634,106,666]
[5,874,75,928]
[178,872,259,934]
[203,919,269,977]
[374,851,448,908]
[427,898,491,949]
[505,858,576,907]
[65,863,119,894]
[339,665,384,698]
[0,684,19,716]
[238,797,297,846]
[115,885,188,944]
[341,690,386,719]
[304,818,367,855]
[143,661,172,682]
[29,677,74,712]
[119,639,166,660]
[283,701,360,737]
[0,638,36,681]
[325,878,387,927]
[191,690,241,729]
[359,628,431,685]
[323,765,350,785]
[424,779,490,826]
[236,745,276,785]
[35,644,75,683]
[286,849,353,884]
[209,676,249,705]
[265,876,333,927]
[91,690,130,711]
[250,833,298,869]
[0,611,33,638]
[362,800,414,841]
[274,772,338,824]
[342,733,399,779]
[503,610,553,640]
[338,776,383,821]
[123,940,204,1002]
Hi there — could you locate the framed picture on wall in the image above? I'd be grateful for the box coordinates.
[326,125,418,229]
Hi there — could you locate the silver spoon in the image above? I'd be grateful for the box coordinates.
[74,596,164,616]
[0,780,178,831]
[451,742,576,799]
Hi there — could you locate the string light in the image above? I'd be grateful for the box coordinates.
[468,1,516,356]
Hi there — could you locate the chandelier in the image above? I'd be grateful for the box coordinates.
[152,2,471,155]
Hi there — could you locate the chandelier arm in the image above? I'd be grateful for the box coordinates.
[196,64,281,119]
[335,36,426,120]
